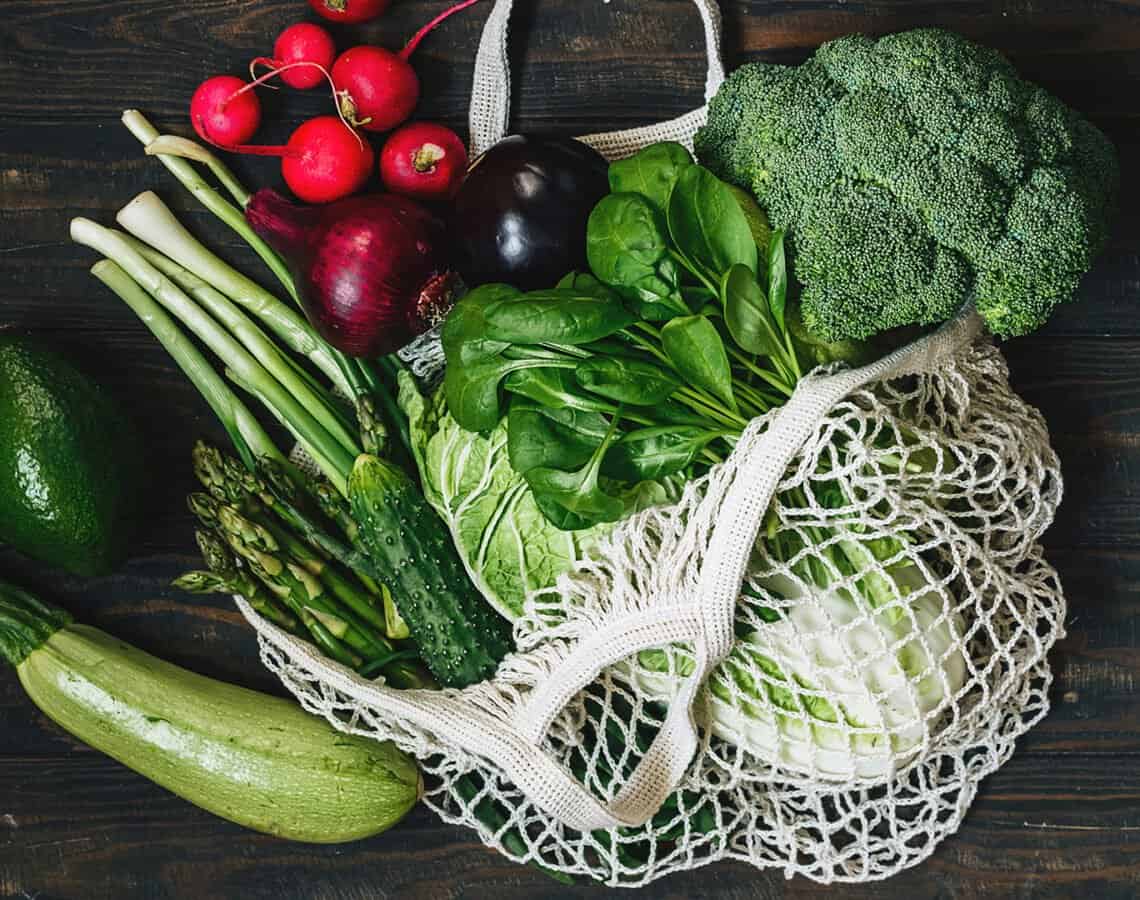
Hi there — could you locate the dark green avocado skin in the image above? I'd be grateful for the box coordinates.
[0,335,139,575]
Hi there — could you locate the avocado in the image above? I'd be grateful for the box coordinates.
[0,335,139,575]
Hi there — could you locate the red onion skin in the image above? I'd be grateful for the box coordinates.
[245,188,456,357]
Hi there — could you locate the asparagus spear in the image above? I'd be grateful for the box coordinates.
[255,458,385,582]
[192,446,388,628]
[187,493,388,657]
[174,531,300,633]
[175,571,300,633]
[192,505,432,687]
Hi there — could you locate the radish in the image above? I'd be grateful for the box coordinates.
[331,0,482,133]
[253,23,337,91]
[379,122,467,200]
[222,117,375,205]
[308,0,389,24]
[190,75,261,146]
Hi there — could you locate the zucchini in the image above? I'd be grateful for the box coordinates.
[0,579,421,843]
[349,454,513,688]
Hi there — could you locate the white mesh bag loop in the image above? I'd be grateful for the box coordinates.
[467,0,726,159]
[243,1,1068,885]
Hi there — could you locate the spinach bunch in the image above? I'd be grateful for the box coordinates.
[442,142,804,530]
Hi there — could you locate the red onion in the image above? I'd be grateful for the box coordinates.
[245,188,458,357]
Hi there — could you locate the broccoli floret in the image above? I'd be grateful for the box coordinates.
[796,182,970,339]
[695,28,1119,340]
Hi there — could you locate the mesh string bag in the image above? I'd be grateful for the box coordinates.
[245,0,1067,886]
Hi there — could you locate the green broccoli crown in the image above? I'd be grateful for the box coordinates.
[695,28,1119,340]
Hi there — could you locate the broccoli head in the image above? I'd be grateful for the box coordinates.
[695,28,1118,340]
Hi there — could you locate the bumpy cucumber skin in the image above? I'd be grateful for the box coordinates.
[349,455,513,688]
[18,624,421,843]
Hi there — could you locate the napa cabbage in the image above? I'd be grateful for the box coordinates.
[400,372,674,620]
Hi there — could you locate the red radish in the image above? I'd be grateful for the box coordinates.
[280,118,374,204]
[380,123,467,200]
[331,0,482,133]
[221,117,374,204]
[245,188,458,356]
[190,75,261,146]
[332,47,418,133]
[308,0,389,24]
[253,23,336,90]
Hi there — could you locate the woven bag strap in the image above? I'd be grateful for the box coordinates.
[467,0,726,159]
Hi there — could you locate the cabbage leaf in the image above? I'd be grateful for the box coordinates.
[399,372,673,620]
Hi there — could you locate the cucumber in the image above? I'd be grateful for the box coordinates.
[349,454,512,688]
[0,580,421,843]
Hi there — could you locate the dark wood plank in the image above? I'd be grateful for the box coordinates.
[4,0,1140,896]
[1,753,1138,900]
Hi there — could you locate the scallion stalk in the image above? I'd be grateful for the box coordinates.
[120,111,377,403]
[121,234,361,461]
[71,218,354,490]
[120,110,294,299]
[88,260,282,469]
[114,191,350,396]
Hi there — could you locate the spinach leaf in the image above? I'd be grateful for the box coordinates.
[727,184,772,256]
[556,271,613,297]
[482,288,636,345]
[603,425,720,482]
[681,284,715,308]
[441,283,520,366]
[575,356,681,405]
[660,314,737,410]
[616,263,688,321]
[667,165,758,279]
[767,229,788,333]
[586,196,686,314]
[627,398,710,427]
[445,357,573,432]
[503,367,616,414]
[587,193,668,281]
[607,142,694,217]
[722,263,778,356]
[507,399,609,475]
[587,193,688,320]
[526,417,625,531]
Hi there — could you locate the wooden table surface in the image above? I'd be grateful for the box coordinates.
[2,1,1138,897]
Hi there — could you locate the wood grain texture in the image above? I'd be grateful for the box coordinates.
[2,1,1139,897]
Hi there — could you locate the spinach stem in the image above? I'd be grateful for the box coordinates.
[667,247,720,297]
[674,386,748,429]
[726,346,795,396]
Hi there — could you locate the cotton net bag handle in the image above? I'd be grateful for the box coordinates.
[467,0,727,159]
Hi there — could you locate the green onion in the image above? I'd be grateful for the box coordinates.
[88,259,281,469]
[72,218,355,492]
